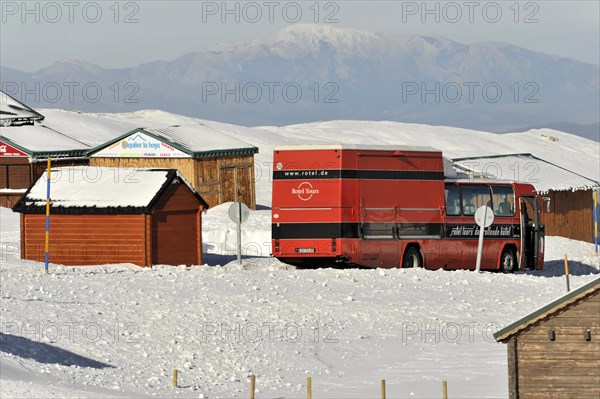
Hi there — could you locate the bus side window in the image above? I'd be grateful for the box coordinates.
[444,184,461,216]
[461,185,491,216]
[491,185,515,216]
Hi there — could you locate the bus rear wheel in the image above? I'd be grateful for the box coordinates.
[500,248,517,274]
[402,247,423,269]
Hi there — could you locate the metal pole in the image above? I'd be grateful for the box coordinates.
[44,157,51,274]
[475,207,488,272]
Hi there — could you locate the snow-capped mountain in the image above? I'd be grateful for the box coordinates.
[1,25,598,135]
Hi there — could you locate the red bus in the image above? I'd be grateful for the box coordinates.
[271,145,545,272]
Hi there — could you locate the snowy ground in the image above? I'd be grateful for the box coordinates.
[2,108,599,398]
[1,205,598,398]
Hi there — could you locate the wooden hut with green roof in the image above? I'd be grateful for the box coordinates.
[88,126,259,209]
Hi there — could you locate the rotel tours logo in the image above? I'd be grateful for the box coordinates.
[292,181,319,201]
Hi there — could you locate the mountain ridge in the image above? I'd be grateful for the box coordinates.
[1,25,598,136]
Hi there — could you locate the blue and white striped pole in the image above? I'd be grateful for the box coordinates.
[44,158,51,273]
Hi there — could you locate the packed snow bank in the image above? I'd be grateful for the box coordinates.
[1,207,599,398]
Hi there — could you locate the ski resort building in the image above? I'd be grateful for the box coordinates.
[14,167,209,267]
[453,154,600,243]
[88,126,259,209]
[494,277,600,399]
[1,91,91,207]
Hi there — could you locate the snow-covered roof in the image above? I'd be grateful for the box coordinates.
[142,125,258,157]
[495,277,600,342]
[89,125,259,158]
[453,154,599,194]
[36,109,140,147]
[275,144,440,152]
[13,167,208,213]
[0,90,45,126]
[0,124,90,158]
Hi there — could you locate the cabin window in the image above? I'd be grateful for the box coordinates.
[460,185,491,216]
[491,185,515,216]
[444,184,461,216]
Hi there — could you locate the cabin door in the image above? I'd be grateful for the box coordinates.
[520,196,536,270]
[220,164,253,207]
[533,197,545,270]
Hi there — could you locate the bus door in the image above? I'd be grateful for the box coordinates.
[520,196,535,270]
[534,196,545,270]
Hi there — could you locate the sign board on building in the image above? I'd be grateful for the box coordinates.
[91,132,190,158]
[0,141,28,157]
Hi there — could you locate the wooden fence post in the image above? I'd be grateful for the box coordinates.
[442,380,448,399]
[172,369,178,388]
[250,374,255,399]
[381,379,386,399]
[307,376,312,399]
[563,254,571,292]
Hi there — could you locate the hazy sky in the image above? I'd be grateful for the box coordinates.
[1,0,599,71]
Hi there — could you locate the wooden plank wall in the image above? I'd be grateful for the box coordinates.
[512,291,600,398]
[89,157,197,184]
[151,182,202,265]
[545,190,593,242]
[0,194,23,208]
[0,158,89,208]
[197,154,256,208]
[0,157,30,189]
[22,214,148,266]
[91,155,257,210]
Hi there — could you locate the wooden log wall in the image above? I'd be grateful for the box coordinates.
[90,155,257,209]
[509,291,600,398]
[545,190,594,243]
[21,213,148,266]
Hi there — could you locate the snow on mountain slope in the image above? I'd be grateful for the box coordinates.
[5,25,598,130]
[37,108,600,207]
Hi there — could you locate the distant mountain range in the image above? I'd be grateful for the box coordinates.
[1,25,598,138]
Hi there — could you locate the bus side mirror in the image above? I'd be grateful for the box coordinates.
[544,197,552,213]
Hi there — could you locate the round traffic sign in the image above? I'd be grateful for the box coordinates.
[474,205,494,228]
[228,202,251,224]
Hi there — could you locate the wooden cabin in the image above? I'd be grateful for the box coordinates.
[88,126,259,209]
[494,278,600,398]
[1,91,95,207]
[0,130,89,208]
[453,154,599,243]
[14,167,209,266]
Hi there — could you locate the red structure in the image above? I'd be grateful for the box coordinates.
[14,167,208,267]
[271,145,545,271]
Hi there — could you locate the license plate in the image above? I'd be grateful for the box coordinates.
[296,248,316,253]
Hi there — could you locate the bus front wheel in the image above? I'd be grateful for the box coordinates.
[500,248,517,274]
[402,247,423,269]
